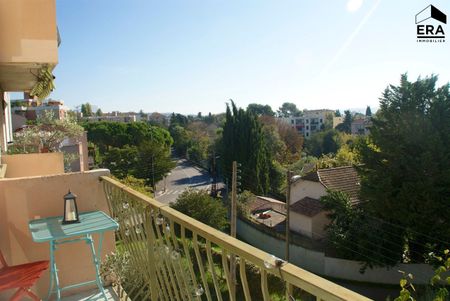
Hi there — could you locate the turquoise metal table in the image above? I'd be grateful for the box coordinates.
[29,211,119,300]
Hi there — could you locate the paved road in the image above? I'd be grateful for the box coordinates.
[155,159,212,204]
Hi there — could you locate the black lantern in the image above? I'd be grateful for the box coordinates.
[62,190,80,224]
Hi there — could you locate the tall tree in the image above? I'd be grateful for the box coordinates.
[171,190,228,231]
[83,121,173,152]
[81,102,93,117]
[276,120,303,163]
[277,102,301,117]
[358,74,450,262]
[170,113,188,128]
[335,110,352,133]
[135,140,175,188]
[247,103,275,116]
[222,101,270,194]
[335,110,342,117]
[305,129,343,157]
[96,108,103,116]
[321,190,403,269]
[365,106,372,117]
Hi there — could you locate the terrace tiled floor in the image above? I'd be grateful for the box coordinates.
[61,286,119,301]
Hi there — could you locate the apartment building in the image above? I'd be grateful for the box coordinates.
[11,98,68,129]
[83,111,137,123]
[351,117,372,135]
[281,109,334,138]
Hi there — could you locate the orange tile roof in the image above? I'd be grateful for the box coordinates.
[302,166,360,203]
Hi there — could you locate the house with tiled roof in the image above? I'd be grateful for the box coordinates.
[289,166,360,238]
[351,117,372,136]
[243,196,286,230]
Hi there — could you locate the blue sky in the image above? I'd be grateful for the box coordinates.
[40,0,450,114]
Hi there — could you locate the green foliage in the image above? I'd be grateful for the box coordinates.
[394,250,450,301]
[170,125,190,156]
[261,120,286,162]
[321,190,403,269]
[169,114,219,165]
[316,144,360,168]
[102,146,139,178]
[358,74,450,262]
[277,102,301,117]
[221,100,271,194]
[81,103,93,117]
[102,142,174,187]
[236,190,256,217]
[268,160,286,197]
[186,121,218,164]
[134,140,176,187]
[116,175,152,197]
[335,110,352,133]
[171,190,228,231]
[365,106,372,117]
[83,121,173,153]
[335,109,342,117]
[247,103,275,116]
[289,154,318,176]
[86,122,176,187]
[323,112,334,130]
[29,66,55,99]
[258,116,303,165]
[9,111,84,153]
[170,113,188,128]
[100,251,131,285]
[148,112,168,127]
[305,129,343,157]
[187,136,209,163]
[276,119,304,164]
[96,108,103,116]
[63,152,79,172]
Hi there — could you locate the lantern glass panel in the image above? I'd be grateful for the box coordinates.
[63,190,79,224]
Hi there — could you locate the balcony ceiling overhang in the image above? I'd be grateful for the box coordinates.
[0,63,56,92]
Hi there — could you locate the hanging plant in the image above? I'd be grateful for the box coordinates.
[29,65,55,99]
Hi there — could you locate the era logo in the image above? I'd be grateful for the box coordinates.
[417,24,445,35]
[415,4,446,41]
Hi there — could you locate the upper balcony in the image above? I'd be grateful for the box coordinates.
[0,0,58,92]
[0,169,372,300]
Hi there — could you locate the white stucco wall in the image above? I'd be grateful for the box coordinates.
[289,179,327,237]
[311,211,329,239]
[290,211,313,237]
[290,179,326,205]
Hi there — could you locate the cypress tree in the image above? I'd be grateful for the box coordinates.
[221,101,270,194]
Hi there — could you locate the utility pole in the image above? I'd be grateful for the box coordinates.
[285,170,293,262]
[152,155,155,197]
[230,161,238,299]
[211,151,217,197]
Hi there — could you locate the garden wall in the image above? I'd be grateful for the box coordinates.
[237,218,434,285]
[1,152,64,178]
